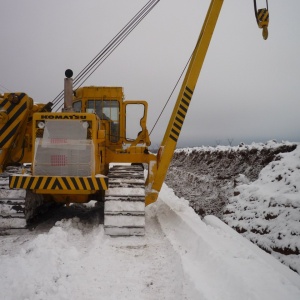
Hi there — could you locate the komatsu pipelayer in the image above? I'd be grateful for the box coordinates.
[0,0,269,235]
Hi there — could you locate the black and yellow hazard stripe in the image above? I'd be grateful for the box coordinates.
[0,93,28,148]
[169,86,193,142]
[257,8,269,24]
[9,175,108,191]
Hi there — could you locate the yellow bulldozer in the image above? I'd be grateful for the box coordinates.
[0,0,269,235]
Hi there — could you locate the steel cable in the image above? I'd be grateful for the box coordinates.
[52,0,160,111]
[149,54,192,136]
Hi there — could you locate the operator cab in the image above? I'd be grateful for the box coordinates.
[72,87,122,144]
[72,86,151,147]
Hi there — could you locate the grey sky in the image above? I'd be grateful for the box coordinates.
[1,0,299,148]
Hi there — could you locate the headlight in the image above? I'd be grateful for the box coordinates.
[8,93,20,104]
[37,121,45,129]
[82,121,89,129]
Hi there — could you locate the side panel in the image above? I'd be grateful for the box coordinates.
[0,93,33,172]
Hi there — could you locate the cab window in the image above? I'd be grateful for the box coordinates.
[73,100,82,112]
[87,100,120,143]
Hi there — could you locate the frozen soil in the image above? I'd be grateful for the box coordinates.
[166,141,297,217]
[165,141,300,273]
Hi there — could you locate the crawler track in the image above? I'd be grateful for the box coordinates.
[0,167,27,231]
[104,164,145,236]
[1,164,147,235]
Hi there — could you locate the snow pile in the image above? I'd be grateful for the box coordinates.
[223,145,300,273]
[153,185,300,299]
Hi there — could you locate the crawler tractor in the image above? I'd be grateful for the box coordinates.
[0,0,269,235]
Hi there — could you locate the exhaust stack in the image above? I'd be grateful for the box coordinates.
[63,69,74,112]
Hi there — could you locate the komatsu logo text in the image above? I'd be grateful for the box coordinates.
[40,115,87,120]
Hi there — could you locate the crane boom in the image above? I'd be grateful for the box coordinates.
[145,0,270,205]
[146,0,224,205]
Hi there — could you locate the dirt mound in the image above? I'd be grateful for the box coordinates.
[166,142,296,217]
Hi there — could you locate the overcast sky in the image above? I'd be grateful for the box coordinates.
[1,0,299,148]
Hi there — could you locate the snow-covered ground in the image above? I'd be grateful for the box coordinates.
[1,183,300,300]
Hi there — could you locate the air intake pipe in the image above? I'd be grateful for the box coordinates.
[63,69,74,112]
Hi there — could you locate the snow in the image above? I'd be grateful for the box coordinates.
[176,140,297,155]
[1,183,300,299]
[156,186,300,299]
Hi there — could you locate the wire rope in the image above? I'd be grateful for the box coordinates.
[0,83,11,93]
[149,53,192,136]
[72,0,159,88]
[51,0,160,111]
